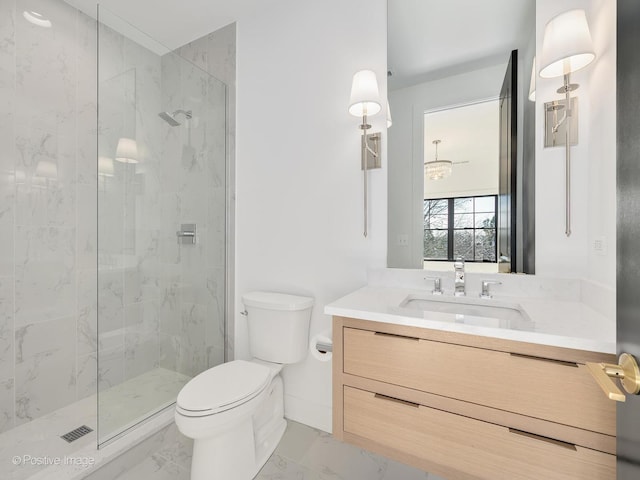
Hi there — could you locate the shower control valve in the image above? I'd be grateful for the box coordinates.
[176,223,197,245]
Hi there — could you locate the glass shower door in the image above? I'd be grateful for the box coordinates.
[97,6,227,445]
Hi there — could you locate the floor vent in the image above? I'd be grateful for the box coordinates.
[61,425,93,443]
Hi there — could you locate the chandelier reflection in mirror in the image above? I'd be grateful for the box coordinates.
[425,139,453,181]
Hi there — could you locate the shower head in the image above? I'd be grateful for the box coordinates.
[158,109,192,126]
[159,111,181,126]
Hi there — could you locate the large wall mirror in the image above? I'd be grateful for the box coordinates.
[387,0,616,287]
[387,0,535,274]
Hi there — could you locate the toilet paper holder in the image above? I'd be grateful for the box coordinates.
[315,341,333,354]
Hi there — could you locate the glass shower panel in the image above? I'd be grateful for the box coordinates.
[97,7,227,446]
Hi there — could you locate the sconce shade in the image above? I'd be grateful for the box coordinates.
[35,160,58,179]
[539,9,595,78]
[349,70,381,117]
[98,156,115,177]
[387,102,393,128]
[528,56,536,102]
[115,137,139,164]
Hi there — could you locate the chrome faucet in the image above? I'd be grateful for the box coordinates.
[480,280,502,299]
[425,276,443,295]
[454,257,465,296]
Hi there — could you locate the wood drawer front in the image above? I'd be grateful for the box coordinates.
[343,327,615,436]
[344,386,615,480]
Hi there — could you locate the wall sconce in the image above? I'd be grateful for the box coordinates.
[539,9,596,237]
[528,56,536,102]
[115,137,139,164]
[386,103,393,128]
[35,160,58,180]
[349,69,381,237]
[98,156,115,177]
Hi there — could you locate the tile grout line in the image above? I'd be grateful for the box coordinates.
[152,450,189,475]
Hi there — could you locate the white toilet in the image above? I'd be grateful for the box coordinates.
[175,291,314,480]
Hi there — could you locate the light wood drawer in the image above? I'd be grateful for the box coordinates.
[344,386,615,480]
[343,327,616,436]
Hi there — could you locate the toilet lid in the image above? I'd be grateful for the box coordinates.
[177,360,271,414]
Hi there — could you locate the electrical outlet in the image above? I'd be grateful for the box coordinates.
[593,237,607,256]
[397,234,409,247]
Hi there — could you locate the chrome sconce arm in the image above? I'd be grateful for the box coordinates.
[559,74,576,237]
[358,114,381,237]
[543,74,579,238]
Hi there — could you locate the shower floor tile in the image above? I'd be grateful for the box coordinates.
[0,394,97,480]
[0,367,190,480]
[112,420,447,480]
[98,368,191,442]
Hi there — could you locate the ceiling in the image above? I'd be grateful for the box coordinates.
[59,1,534,86]
[65,0,277,50]
[423,100,500,199]
[388,0,535,90]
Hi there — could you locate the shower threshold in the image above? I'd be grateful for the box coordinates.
[0,367,190,480]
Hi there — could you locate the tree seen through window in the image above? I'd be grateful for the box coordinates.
[423,196,497,262]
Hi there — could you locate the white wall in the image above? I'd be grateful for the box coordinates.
[388,63,507,268]
[534,0,616,289]
[586,0,616,289]
[235,0,387,432]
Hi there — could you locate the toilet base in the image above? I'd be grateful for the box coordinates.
[188,375,286,480]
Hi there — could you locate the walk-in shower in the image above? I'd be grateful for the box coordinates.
[0,0,229,476]
[97,6,227,447]
[158,109,193,126]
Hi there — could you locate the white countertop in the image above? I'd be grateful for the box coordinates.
[324,286,616,354]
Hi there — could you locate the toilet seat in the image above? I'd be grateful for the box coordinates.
[176,360,271,417]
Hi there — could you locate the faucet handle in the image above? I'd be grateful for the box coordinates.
[424,276,443,295]
[480,280,502,299]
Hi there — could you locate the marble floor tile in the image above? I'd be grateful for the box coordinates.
[255,453,318,480]
[271,418,319,464]
[295,430,393,480]
[1,399,441,480]
[113,453,190,480]
[115,420,441,480]
[268,423,437,480]
[426,474,447,480]
[153,423,193,471]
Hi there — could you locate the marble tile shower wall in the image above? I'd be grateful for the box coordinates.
[97,14,227,398]
[174,23,235,362]
[0,0,228,434]
[0,0,98,432]
[156,46,227,377]
[97,20,165,392]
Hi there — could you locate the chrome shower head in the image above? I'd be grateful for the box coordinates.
[158,109,192,126]
[158,111,181,126]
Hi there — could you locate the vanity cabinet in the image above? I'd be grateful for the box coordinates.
[332,316,617,480]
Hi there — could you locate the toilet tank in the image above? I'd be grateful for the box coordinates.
[242,291,314,364]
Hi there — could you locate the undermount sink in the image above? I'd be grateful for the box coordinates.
[397,295,533,330]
